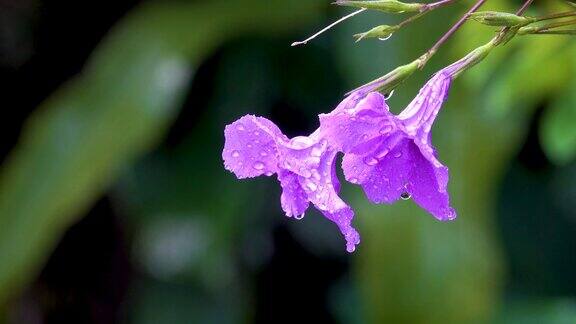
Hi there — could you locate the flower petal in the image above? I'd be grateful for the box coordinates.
[319,92,397,154]
[407,140,456,221]
[298,149,360,252]
[223,115,285,179]
[321,208,360,253]
[342,135,411,204]
[278,170,310,218]
[398,72,451,137]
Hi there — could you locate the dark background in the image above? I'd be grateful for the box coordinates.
[1,0,576,323]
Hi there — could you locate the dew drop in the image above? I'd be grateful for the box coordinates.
[265,171,274,176]
[394,152,402,158]
[379,125,393,134]
[363,156,378,166]
[306,181,318,192]
[375,149,389,159]
[231,150,240,158]
[311,169,321,181]
[384,89,395,100]
[400,192,411,200]
[310,146,323,157]
[361,134,369,140]
[253,162,265,170]
[349,177,358,184]
[378,34,393,41]
[294,214,304,220]
[236,123,245,131]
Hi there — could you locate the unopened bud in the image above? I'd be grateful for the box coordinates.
[334,0,424,13]
[349,59,420,95]
[353,25,399,42]
[469,11,535,27]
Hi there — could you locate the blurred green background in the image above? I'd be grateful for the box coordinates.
[1,0,576,323]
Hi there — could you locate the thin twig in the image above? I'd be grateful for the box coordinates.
[291,8,367,46]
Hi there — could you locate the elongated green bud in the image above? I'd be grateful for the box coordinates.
[353,25,399,42]
[519,27,576,35]
[334,0,424,13]
[469,11,535,27]
[350,59,420,95]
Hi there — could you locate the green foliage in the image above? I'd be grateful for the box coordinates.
[541,78,576,165]
[0,0,324,308]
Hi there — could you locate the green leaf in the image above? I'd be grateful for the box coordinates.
[540,83,576,165]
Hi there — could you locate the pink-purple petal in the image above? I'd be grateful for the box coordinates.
[319,92,397,153]
[406,142,456,221]
[296,149,360,252]
[278,170,310,218]
[342,137,412,204]
[398,72,451,137]
[223,115,284,179]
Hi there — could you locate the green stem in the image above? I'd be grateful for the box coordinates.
[533,10,576,22]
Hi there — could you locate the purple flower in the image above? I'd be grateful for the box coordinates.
[319,71,456,221]
[223,65,459,253]
[222,115,361,252]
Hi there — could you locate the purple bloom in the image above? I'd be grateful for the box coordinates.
[319,71,456,221]
[222,115,360,252]
[223,64,461,252]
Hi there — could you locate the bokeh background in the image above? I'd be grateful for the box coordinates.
[1,0,576,323]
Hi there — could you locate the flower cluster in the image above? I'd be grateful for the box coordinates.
[223,66,458,252]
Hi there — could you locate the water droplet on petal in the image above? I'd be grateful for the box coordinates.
[253,162,265,170]
[236,123,245,131]
[310,146,323,157]
[306,181,317,192]
[349,177,358,184]
[311,169,321,181]
[379,125,393,134]
[394,152,402,158]
[363,156,378,166]
[361,134,369,141]
[231,150,240,158]
[446,207,457,220]
[400,192,411,200]
[294,213,304,220]
[265,171,274,176]
[384,89,395,100]
[375,149,389,159]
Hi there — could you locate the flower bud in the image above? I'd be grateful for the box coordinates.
[469,11,535,27]
[353,25,399,42]
[350,59,420,95]
[334,0,424,13]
